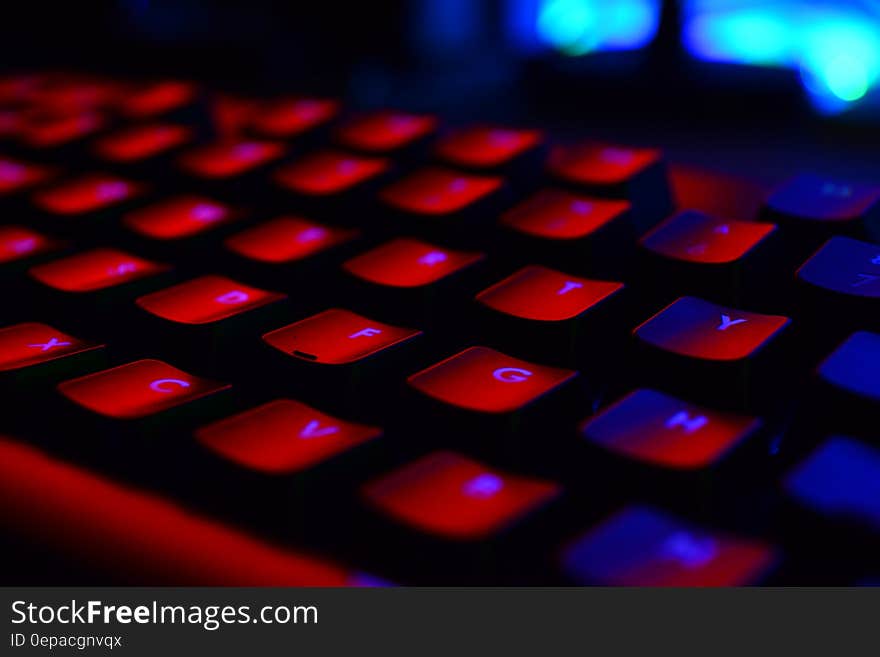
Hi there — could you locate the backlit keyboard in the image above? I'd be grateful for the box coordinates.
[1,72,878,586]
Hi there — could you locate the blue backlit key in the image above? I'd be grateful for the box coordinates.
[784,436,880,535]
[763,174,880,243]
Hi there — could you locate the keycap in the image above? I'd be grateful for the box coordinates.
[117,80,199,119]
[273,150,390,199]
[93,123,194,164]
[122,195,239,251]
[378,167,505,244]
[0,435,378,584]
[196,398,382,474]
[811,332,880,439]
[335,110,437,154]
[177,139,285,180]
[639,210,780,305]
[562,506,778,585]
[577,389,765,503]
[57,358,230,421]
[341,237,485,325]
[32,173,145,224]
[434,125,543,171]
[224,215,359,293]
[474,265,626,366]
[362,450,560,540]
[248,97,339,139]
[19,111,106,151]
[784,436,880,540]
[795,237,880,337]
[29,248,170,293]
[763,173,880,243]
[135,276,287,373]
[498,189,633,276]
[260,309,423,418]
[405,347,578,458]
[0,157,54,196]
[632,296,792,409]
[547,141,672,223]
[0,322,105,394]
[0,225,60,267]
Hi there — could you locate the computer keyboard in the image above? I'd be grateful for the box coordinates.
[0,71,878,586]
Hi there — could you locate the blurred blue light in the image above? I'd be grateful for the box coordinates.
[511,0,661,56]
[683,1,880,113]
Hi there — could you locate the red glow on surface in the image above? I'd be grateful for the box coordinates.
[58,359,230,420]
[477,265,623,322]
[336,110,437,152]
[0,435,365,584]
[435,125,543,169]
[407,346,575,414]
[33,174,144,215]
[250,97,339,138]
[362,451,560,540]
[0,158,54,195]
[196,399,382,474]
[0,225,57,263]
[343,238,483,288]
[123,195,236,240]
[178,140,284,179]
[500,189,630,239]
[548,142,660,186]
[380,167,501,215]
[0,323,102,372]
[94,123,193,162]
[274,150,389,196]
[225,216,357,264]
[263,309,421,365]
[29,248,169,293]
[21,112,105,148]
[634,296,790,362]
[137,275,285,325]
[119,81,196,118]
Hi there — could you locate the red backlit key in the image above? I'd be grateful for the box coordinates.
[226,216,358,265]
[474,266,625,364]
[435,125,543,170]
[58,359,230,420]
[196,398,381,474]
[499,189,633,276]
[362,451,560,541]
[639,210,780,304]
[562,506,777,586]
[547,141,671,221]
[633,296,791,409]
[33,173,144,216]
[380,167,501,216]
[261,309,422,418]
[580,388,763,497]
[274,149,390,196]
[341,238,485,324]
[0,157,54,196]
[335,110,437,153]
[123,195,236,241]
[93,123,194,163]
[343,238,483,288]
[20,112,105,149]
[408,346,575,415]
[0,323,104,389]
[118,80,198,119]
[136,275,285,325]
[0,435,376,585]
[0,226,59,265]
[249,97,339,139]
[264,308,420,365]
[178,140,284,179]
[29,248,169,293]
